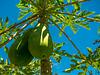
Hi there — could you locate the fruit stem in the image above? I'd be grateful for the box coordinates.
[41,57,52,75]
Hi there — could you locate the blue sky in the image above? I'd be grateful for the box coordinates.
[0,0,100,75]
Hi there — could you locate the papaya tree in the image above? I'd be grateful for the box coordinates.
[0,0,100,75]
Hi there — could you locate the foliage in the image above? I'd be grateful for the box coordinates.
[0,0,100,47]
[64,47,100,74]
[64,41,100,75]
[0,0,100,75]
[0,57,40,75]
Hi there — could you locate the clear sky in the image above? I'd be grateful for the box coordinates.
[0,0,100,75]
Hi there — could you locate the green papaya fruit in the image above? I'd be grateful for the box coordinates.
[28,24,53,59]
[8,29,33,66]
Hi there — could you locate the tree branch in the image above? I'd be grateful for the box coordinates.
[0,14,38,36]
[0,17,38,48]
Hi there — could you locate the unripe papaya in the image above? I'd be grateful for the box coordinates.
[28,24,53,59]
[8,29,33,66]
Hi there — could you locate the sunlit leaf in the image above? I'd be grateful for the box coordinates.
[86,47,92,54]
[78,11,95,17]
[18,9,30,20]
[54,42,65,50]
[77,22,90,30]
[52,53,62,63]
[64,68,73,72]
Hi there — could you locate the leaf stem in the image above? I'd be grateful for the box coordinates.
[49,18,83,56]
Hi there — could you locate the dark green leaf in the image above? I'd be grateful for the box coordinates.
[78,72,85,75]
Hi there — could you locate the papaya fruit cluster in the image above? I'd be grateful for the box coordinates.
[8,29,33,66]
[8,24,53,66]
[28,24,53,59]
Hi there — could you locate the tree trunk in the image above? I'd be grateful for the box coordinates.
[41,57,52,75]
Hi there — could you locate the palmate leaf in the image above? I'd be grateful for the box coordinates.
[78,10,95,17]
[70,24,78,33]
[0,17,9,31]
[18,9,31,20]
[53,42,65,50]
[67,0,85,14]
[59,11,94,33]
[52,52,62,63]
[76,21,90,30]
[52,49,73,63]
[0,17,10,45]
[55,11,93,35]
[72,0,80,11]
[17,3,31,20]
[58,14,78,34]
[64,60,87,74]
[52,42,65,62]
[17,0,38,20]
[80,23,90,30]
[64,46,100,74]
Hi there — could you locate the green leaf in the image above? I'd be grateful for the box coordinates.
[77,22,90,30]
[70,24,78,34]
[52,53,62,63]
[18,9,30,20]
[78,11,95,17]
[72,0,80,11]
[78,72,85,75]
[64,68,73,73]
[86,47,92,54]
[5,17,9,25]
[54,42,65,50]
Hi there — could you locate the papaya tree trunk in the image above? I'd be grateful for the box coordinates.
[41,57,52,75]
